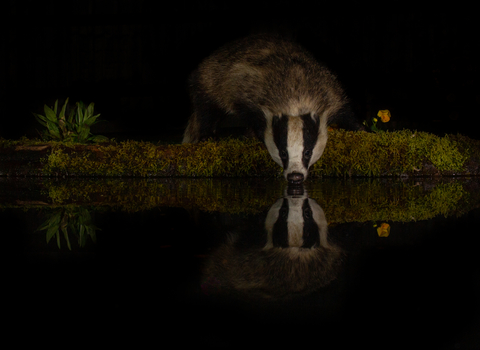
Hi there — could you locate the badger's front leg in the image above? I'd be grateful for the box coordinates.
[182,68,229,144]
[182,98,228,144]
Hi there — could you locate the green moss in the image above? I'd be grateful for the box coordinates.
[40,137,281,177]
[311,130,470,177]
[2,130,480,177]
[169,138,280,177]
[45,140,164,176]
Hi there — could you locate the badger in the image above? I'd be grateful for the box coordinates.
[183,34,363,184]
[201,186,343,298]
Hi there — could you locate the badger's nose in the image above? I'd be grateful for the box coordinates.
[287,172,304,184]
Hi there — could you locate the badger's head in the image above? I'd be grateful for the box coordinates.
[264,113,328,184]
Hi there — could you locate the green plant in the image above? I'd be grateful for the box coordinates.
[33,98,108,143]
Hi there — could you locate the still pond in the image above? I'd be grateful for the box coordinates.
[2,177,479,348]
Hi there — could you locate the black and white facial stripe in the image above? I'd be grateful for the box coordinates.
[269,198,321,248]
[301,113,321,170]
[265,113,326,183]
[264,190,329,251]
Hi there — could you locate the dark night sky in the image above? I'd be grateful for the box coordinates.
[2,3,479,140]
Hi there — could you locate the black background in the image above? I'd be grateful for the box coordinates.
[2,2,479,140]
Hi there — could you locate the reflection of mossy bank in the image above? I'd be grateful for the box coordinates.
[310,178,473,223]
[1,177,479,223]
[43,178,283,213]
[1,130,480,177]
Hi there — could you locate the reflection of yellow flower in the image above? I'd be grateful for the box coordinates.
[377,110,391,123]
[377,223,390,237]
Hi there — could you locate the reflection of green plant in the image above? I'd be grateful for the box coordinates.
[33,98,108,143]
[36,207,99,250]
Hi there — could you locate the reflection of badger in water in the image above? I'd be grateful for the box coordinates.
[183,34,364,184]
[202,187,343,299]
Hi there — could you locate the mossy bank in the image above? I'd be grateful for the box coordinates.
[1,130,480,177]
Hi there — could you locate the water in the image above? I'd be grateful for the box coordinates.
[2,177,479,348]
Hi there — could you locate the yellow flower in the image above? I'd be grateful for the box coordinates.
[377,223,390,237]
[377,110,391,123]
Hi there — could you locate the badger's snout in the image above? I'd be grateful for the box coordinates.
[287,172,304,184]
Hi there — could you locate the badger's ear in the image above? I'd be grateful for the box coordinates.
[329,104,365,131]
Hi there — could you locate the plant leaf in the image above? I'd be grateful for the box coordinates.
[84,114,100,126]
[46,226,58,243]
[61,225,72,250]
[36,220,51,232]
[53,100,58,115]
[33,112,47,122]
[78,126,91,142]
[86,102,95,118]
[78,225,86,247]
[91,135,109,143]
[88,114,101,126]
[59,98,69,127]
[33,113,47,127]
[47,120,61,139]
[44,105,58,122]
[67,107,75,124]
[56,230,61,249]
[76,102,84,124]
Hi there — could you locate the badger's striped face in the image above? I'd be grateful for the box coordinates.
[264,189,329,251]
[264,113,327,184]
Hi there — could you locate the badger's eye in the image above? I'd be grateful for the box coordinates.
[304,149,312,159]
[280,150,288,160]
[303,207,312,220]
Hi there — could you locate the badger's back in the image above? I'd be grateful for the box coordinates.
[190,34,347,120]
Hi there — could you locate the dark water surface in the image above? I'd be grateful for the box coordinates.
[2,177,479,348]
